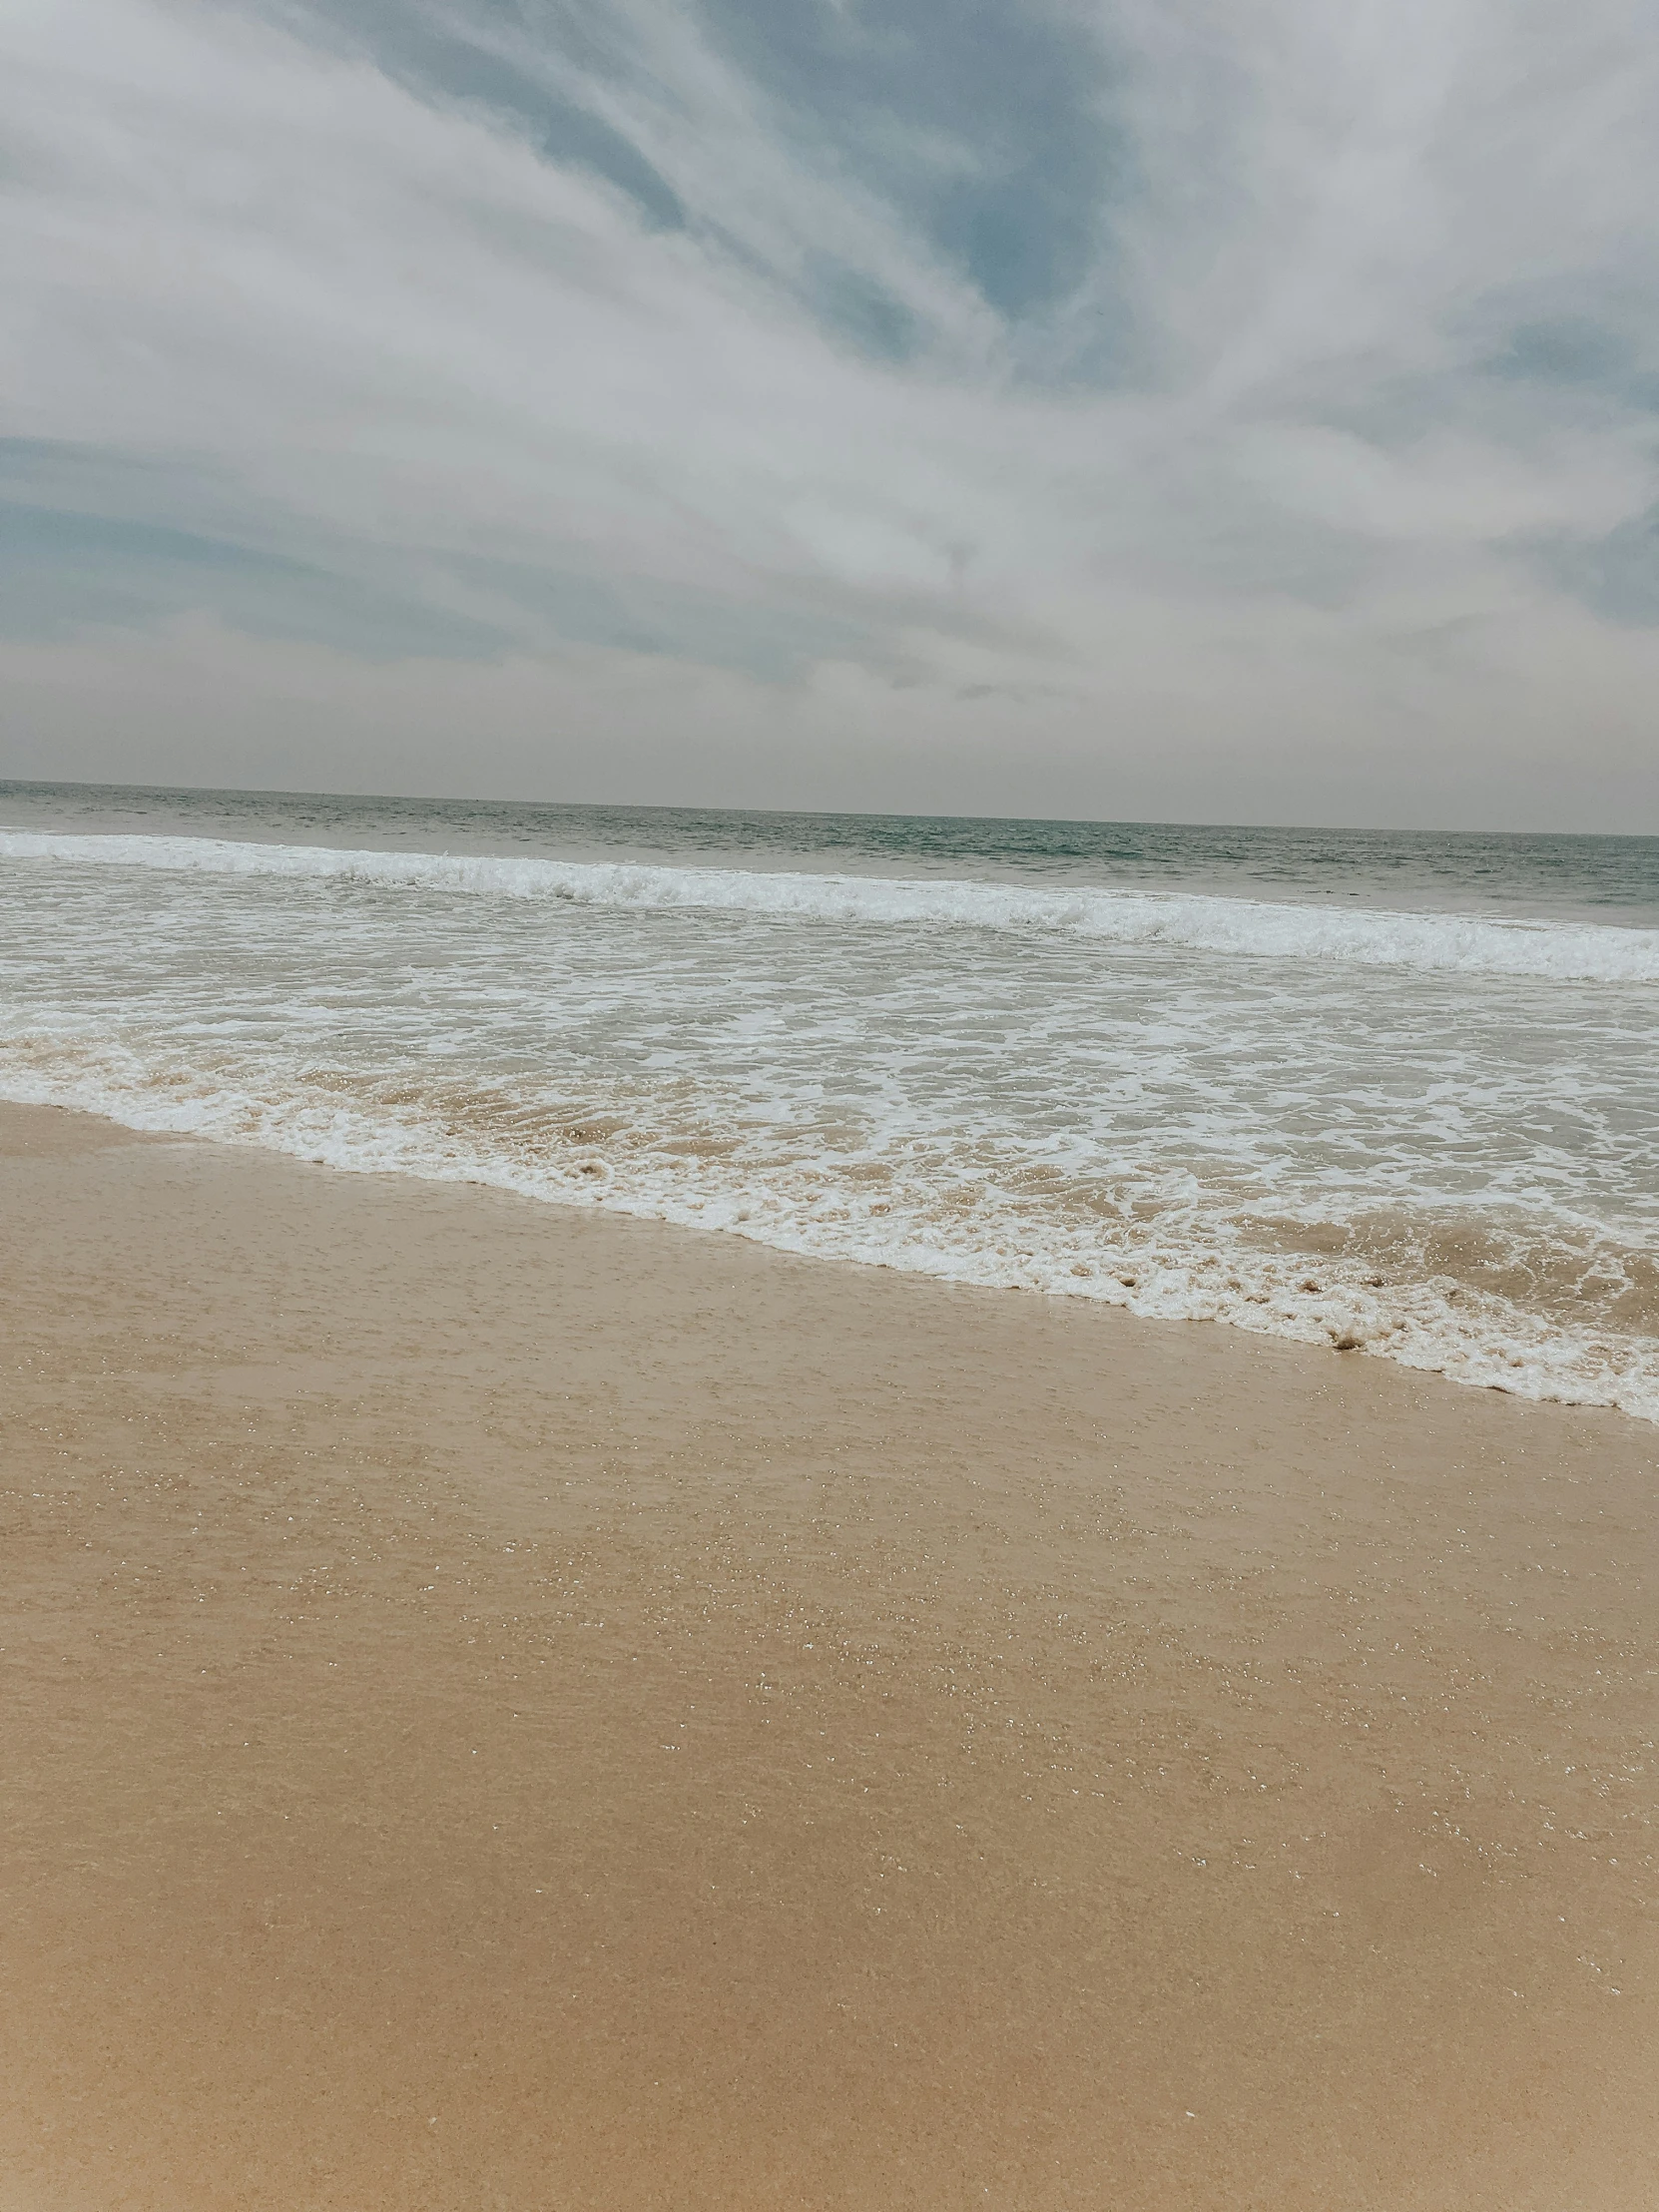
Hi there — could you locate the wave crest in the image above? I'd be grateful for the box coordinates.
[4,829,1656,982]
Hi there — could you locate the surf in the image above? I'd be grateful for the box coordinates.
[4,829,1656,984]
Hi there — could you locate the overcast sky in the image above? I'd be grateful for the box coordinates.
[3,0,1658,827]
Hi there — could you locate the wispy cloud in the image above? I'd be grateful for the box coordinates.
[2,0,1657,823]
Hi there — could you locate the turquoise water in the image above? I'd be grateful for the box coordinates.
[2,779,1656,1421]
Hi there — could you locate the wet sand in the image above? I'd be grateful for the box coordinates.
[1,1099,1655,2210]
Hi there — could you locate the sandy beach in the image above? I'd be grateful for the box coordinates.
[2,1097,1655,2210]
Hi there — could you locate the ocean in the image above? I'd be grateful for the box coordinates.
[3,780,1656,1423]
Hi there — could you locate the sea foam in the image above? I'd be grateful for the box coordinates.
[3,1035,1656,1426]
[3,829,1656,983]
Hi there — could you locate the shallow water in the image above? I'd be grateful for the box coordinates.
[3,780,1656,1420]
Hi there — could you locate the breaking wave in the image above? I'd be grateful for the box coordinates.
[4,829,1656,982]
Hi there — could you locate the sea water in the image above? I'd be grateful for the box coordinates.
[2,781,1656,1422]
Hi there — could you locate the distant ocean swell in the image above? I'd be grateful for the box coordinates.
[3,1035,1656,1426]
[5,830,1657,983]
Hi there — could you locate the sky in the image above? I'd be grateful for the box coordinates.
[3,0,1658,828]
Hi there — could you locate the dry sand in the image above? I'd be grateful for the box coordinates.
[1,1099,1655,2210]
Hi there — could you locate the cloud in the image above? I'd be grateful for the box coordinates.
[1,0,1657,824]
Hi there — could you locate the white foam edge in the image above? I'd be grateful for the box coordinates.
[3,828,1656,982]
[2,1053,1654,1428]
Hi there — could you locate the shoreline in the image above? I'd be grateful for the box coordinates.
[3,1098,1657,2208]
[6,1071,1653,1430]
